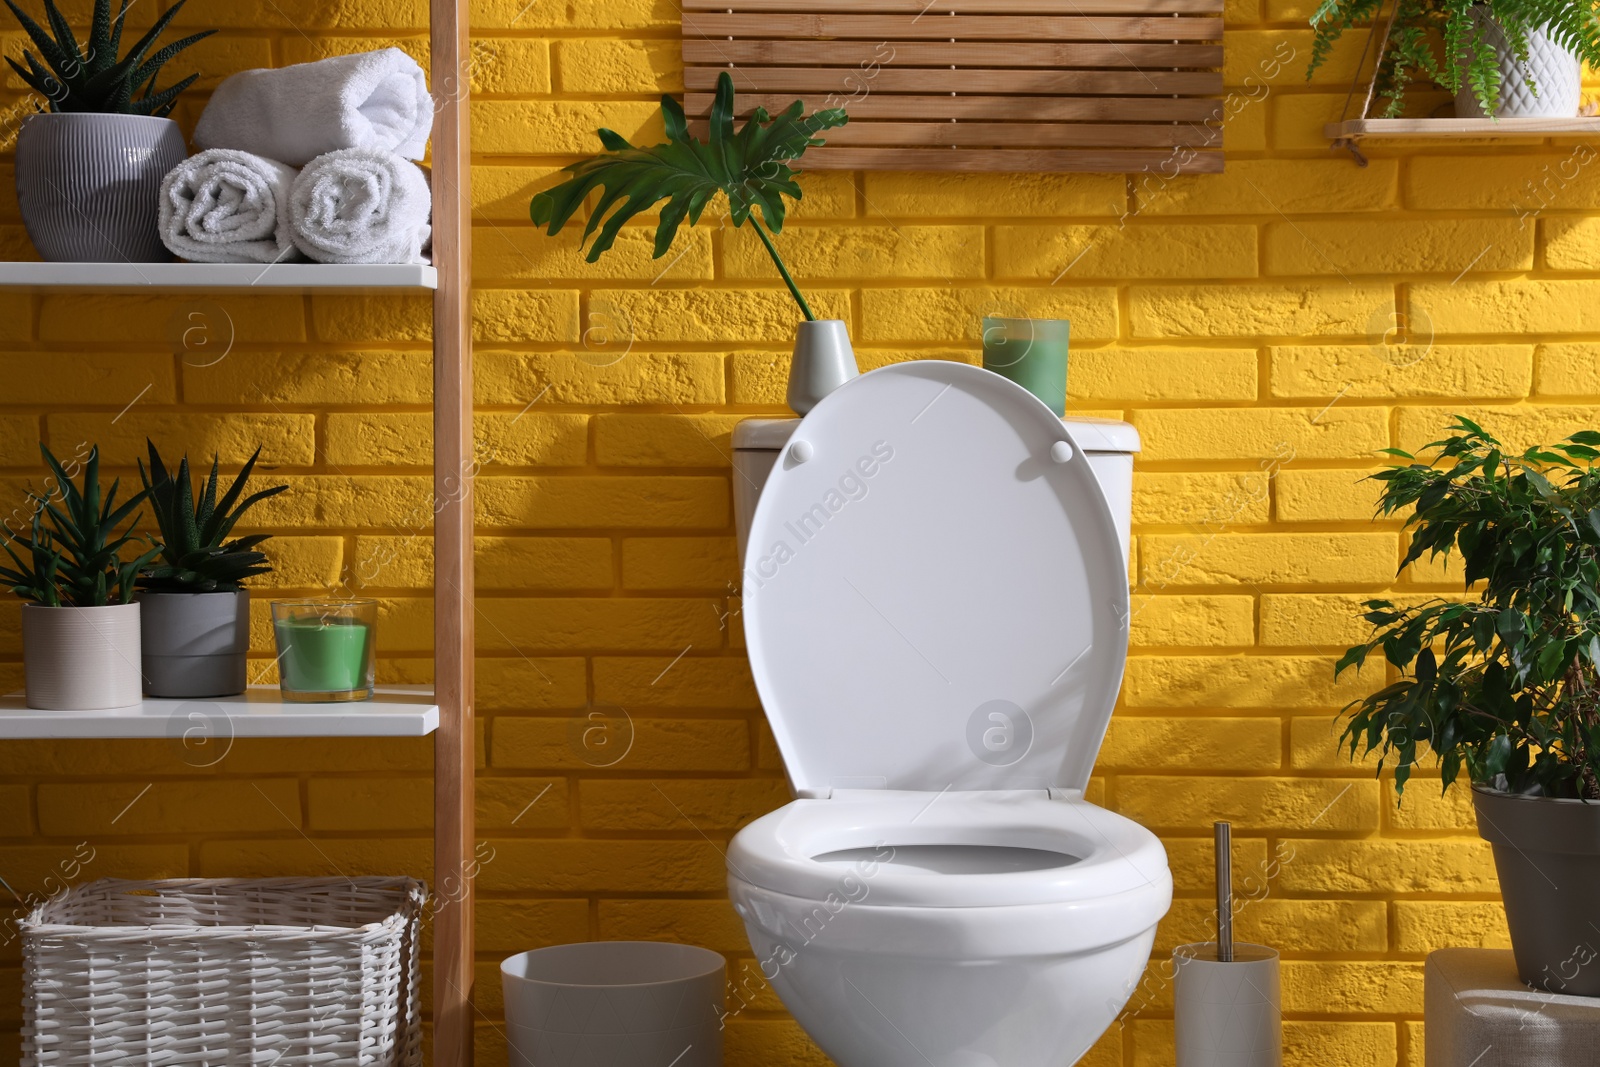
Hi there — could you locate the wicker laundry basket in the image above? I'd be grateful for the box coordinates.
[20,877,426,1067]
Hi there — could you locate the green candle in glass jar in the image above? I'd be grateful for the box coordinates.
[271,600,377,702]
[982,317,1070,416]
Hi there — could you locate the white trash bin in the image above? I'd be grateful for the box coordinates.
[502,941,726,1067]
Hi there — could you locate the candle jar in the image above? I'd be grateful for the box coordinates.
[982,317,1070,416]
[271,599,377,703]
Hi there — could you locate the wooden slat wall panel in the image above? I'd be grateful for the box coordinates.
[683,0,1223,173]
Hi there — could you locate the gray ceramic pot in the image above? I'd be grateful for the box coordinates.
[787,320,860,415]
[14,112,185,263]
[139,590,250,698]
[1474,785,1600,996]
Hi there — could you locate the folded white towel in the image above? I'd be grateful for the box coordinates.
[194,49,433,168]
[158,150,304,265]
[289,148,432,264]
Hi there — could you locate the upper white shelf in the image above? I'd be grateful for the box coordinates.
[1327,117,1600,142]
[0,685,439,740]
[0,262,438,292]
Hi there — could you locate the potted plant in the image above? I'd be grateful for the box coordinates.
[137,442,287,698]
[529,72,853,414]
[4,0,214,261]
[0,445,160,710]
[1308,0,1600,118]
[1337,417,1600,995]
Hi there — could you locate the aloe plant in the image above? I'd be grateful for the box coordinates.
[3,0,215,116]
[0,445,160,607]
[137,442,287,594]
[530,71,847,321]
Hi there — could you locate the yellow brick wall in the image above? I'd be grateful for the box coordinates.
[2,0,1595,1065]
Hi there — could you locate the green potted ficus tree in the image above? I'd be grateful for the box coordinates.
[529,72,852,414]
[137,442,287,698]
[4,0,214,261]
[1338,418,1600,995]
[0,445,160,710]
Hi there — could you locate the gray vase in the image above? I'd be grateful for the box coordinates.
[787,319,860,415]
[14,112,185,263]
[139,590,251,698]
[1474,785,1600,996]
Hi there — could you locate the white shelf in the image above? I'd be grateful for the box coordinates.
[1327,117,1600,142]
[0,262,438,292]
[0,685,439,739]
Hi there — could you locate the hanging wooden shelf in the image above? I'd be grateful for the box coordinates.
[0,262,438,291]
[681,0,1225,173]
[1327,117,1600,142]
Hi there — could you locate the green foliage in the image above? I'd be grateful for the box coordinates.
[1308,0,1600,117]
[138,441,287,594]
[0,445,160,607]
[530,71,847,321]
[1337,418,1600,800]
[2,0,215,117]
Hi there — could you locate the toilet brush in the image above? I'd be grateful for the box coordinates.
[1172,821,1283,1067]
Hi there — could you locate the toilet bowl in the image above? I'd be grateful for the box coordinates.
[728,361,1170,1067]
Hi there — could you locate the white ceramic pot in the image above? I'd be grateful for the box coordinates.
[22,603,143,711]
[1455,11,1582,118]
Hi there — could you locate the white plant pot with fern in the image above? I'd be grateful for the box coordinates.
[1455,11,1583,118]
[22,603,143,711]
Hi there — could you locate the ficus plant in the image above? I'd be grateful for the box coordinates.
[529,71,848,321]
[1337,418,1600,800]
[1307,0,1600,117]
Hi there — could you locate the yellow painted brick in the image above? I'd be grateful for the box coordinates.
[477,777,569,831]
[354,535,612,591]
[594,656,759,709]
[1226,29,1359,85]
[1124,655,1376,708]
[478,351,725,406]
[1387,782,1477,831]
[1535,343,1600,396]
[0,294,26,342]
[256,536,345,589]
[0,844,185,897]
[1275,469,1387,522]
[1139,159,1399,216]
[476,899,590,954]
[581,778,788,831]
[199,838,429,878]
[996,223,1258,280]
[0,352,177,405]
[0,784,29,835]
[473,290,583,344]
[477,657,589,712]
[311,294,432,341]
[182,0,426,29]
[599,899,750,954]
[472,0,672,29]
[493,715,749,771]
[554,38,679,93]
[477,226,713,283]
[1264,218,1532,276]
[0,415,34,466]
[1167,836,1270,893]
[1406,152,1600,209]
[1159,898,1387,954]
[1395,901,1510,953]
[1397,404,1600,453]
[862,287,1118,343]
[47,412,315,467]
[1133,406,1388,461]
[594,288,850,344]
[1402,1021,1425,1067]
[479,597,722,653]
[480,839,725,893]
[1115,776,1377,831]
[1129,283,1393,338]
[785,172,859,221]
[1132,472,1272,527]
[37,294,305,343]
[727,225,984,281]
[1289,714,1386,771]
[473,165,559,221]
[1129,594,1255,647]
[1099,716,1280,769]
[0,599,17,654]
[594,414,743,467]
[280,35,426,69]
[183,34,274,90]
[326,412,588,467]
[1282,961,1424,1015]
[1271,344,1533,400]
[1278,838,1498,893]
[724,1020,832,1067]
[476,476,729,528]
[863,172,1125,217]
[183,350,429,404]
[1139,532,1397,586]
[1269,93,1348,151]
[1283,1022,1399,1067]
[470,38,552,95]
[474,100,663,155]
[622,537,739,591]
[308,777,432,831]
[1261,593,1446,649]
[1071,348,1258,402]
[251,474,431,528]
[38,780,300,836]
[1413,279,1600,334]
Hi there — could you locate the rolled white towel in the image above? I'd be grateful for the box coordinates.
[159,150,304,265]
[194,49,433,168]
[289,148,432,265]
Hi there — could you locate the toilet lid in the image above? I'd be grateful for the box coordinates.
[742,361,1130,797]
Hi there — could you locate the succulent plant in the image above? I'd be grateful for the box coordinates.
[0,444,160,607]
[3,0,215,117]
[138,442,288,594]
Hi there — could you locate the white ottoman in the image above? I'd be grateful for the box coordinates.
[1426,948,1600,1066]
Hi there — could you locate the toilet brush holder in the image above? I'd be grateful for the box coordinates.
[1173,942,1283,1067]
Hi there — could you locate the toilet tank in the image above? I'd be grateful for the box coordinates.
[732,416,1141,567]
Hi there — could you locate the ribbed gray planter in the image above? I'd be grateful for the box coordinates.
[1474,785,1600,996]
[139,590,251,698]
[14,113,186,263]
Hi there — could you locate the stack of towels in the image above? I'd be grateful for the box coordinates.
[160,49,434,265]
